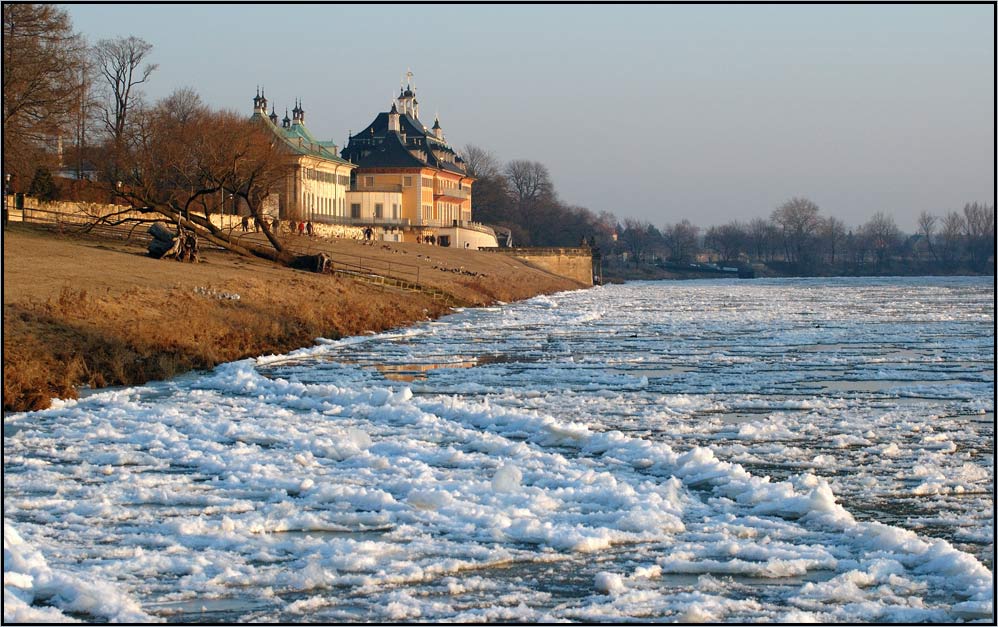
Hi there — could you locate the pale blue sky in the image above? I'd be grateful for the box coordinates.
[63,4,994,231]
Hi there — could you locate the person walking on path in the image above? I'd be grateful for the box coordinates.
[306,221,314,237]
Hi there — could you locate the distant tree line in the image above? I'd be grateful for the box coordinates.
[464,142,994,276]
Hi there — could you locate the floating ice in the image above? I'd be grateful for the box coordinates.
[4,277,992,622]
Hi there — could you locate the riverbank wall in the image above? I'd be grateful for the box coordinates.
[480,247,601,285]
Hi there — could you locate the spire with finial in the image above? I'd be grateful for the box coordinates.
[398,70,417,117]
[269,104,278,124]
[282,107,291,129]
[252,85,263,112]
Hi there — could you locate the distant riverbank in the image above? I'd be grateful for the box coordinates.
[603,260,994,282]
[2,225,582,413]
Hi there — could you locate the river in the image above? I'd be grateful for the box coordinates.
[4,276,993,622]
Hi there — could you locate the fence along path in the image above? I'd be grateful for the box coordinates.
[272,233,459,305]
[12,206,460,305]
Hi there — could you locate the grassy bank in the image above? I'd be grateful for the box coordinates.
[3,225,582,413]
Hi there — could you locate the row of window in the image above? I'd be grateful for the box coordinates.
[304,168,349,186]
[306,192,345,215]
[360,175,466,190]
[348,202,401,219]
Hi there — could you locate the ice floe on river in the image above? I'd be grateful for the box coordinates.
[4,276,993,622]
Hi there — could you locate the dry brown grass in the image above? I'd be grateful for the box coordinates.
[3,225,581,412]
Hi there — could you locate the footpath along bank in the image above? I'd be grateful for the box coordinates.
[2,224,585,413]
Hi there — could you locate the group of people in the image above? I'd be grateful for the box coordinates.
[288,219,314,237]
[236,219,478,247]
[239,214,315,237]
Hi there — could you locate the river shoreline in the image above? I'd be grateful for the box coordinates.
[2,224,583,413]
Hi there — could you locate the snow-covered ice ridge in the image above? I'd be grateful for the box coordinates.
[4,276,993,622]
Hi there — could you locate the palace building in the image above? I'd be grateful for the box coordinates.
[253,75,497,247]
[251,89,356,224]
[341,77,497,248]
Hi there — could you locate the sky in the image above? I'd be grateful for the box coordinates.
[63,4,994,232]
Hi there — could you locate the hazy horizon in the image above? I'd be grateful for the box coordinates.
[63,4,994,232]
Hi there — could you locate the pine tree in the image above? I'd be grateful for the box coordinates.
[28,166,58,201]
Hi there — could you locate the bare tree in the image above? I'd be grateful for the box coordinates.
[2,4,85,183]
[157,86,206,124]
[69,51,101,181]
[503,159,555,243]
[94,35,157,146]
[771,197,822,265]
[96,93,296,264]
[938,211,964,268]
[504,160,554,207]
[620,219,658,266]
[818,216,847,265]
[862,211,902,267]
[962,202,995,271]
[462,144,501,179]
[917,211,939,263]
[704,222,746,263]
[746,217,779,262]
[664,219,700,263]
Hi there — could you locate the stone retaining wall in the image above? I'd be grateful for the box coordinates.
[480,247,600,285]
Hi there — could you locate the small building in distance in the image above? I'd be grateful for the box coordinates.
[251,88,357,224]
[341,75,497,248]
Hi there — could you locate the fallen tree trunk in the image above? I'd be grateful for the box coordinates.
[147,222,200,262]
[148,221,174,243]
[138,206,330,271]
[290,252,332,273]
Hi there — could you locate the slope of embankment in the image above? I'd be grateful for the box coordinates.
[2,225,582,412]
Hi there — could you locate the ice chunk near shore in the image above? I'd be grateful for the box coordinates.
[492,463,522,493]
[4,521,153,623]
[594,571,626,595]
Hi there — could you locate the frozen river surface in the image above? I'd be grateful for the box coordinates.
[4,277,994,622]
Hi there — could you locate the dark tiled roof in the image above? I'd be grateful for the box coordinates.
[343,109,468,175]
[351,130,427,169]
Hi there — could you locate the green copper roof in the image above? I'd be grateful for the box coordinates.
[254,111,355,167]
